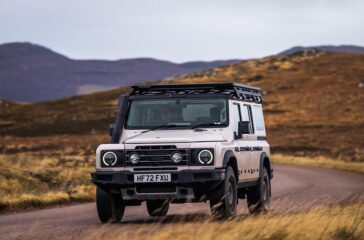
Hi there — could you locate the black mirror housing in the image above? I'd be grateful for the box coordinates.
[239,121,251,135]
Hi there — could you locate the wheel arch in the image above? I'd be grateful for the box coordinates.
[259,152,273,179]
[222,150,239,182]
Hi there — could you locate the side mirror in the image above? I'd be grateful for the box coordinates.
[109,123,115,137]
[239,121,251,135]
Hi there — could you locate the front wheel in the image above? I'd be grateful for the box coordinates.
[146,200,169,217]
[209,166,238,219]
[246,167,271,214]
[96,186,125,223]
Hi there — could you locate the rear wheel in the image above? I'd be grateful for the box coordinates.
[209,166,237,219]
[96,186,125,223]
[146,200,169,217]
[246,167,270,214]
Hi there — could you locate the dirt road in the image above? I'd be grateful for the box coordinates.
[1,165,363,240]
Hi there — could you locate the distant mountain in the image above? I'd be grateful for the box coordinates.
[280,45,364,55]
[0,42,240,102]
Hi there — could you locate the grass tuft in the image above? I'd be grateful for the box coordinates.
[332,227,360,240]
[265,231,288,240]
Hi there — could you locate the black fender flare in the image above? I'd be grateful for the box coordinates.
[222,150,236,168]
[259,152,272,197]
[222,150,239,181]
[259,152,273,179]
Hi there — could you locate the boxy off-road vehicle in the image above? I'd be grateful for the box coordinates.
[91,83,272,222]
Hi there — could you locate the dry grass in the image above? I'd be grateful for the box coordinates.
[83,204,364,240]
[0,151,95,212]
[272,154,364,174]
[0,135,103,212]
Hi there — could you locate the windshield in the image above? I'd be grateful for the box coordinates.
[126,98,228,129]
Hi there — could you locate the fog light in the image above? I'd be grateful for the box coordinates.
[129,153,140,164]
[171,152,182,163]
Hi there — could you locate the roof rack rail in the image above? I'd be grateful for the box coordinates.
[130,83,262,103]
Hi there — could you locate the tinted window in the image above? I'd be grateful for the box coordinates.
[241,105,250,121]
[252,105,265,132]
[241,105,254,134]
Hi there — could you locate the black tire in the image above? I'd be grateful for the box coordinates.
[146,200,169,217]
[96,186,125,223]
[209,166,238,219]
[246,167,271,214]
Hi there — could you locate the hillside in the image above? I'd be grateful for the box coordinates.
[0,42,239,102]
[0,50,363,161]
[280,45,364,55]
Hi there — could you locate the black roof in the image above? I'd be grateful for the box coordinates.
[130,83,262,103]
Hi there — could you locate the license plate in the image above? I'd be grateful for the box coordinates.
[134,174,171,183]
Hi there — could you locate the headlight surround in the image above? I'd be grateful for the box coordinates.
[100,150,124,167]
[103,151,117,166]
[198,150,213,164]
[190,148,214,166]
[129,153,140,164]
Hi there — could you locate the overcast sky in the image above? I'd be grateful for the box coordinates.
[0,0,363,62]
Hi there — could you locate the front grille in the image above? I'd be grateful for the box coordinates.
[126,145,189,166]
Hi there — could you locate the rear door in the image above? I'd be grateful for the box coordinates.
[249,104,266,179]
[240,104,256,180]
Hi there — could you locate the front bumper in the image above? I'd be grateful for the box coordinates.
[91,169,225,201]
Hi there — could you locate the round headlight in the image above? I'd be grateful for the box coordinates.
[198,150,213,164]
[129,153,140,164]
[171,152,182,163]
[103,151,117,166]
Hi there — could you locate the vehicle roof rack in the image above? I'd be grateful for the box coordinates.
[130,83,263,103]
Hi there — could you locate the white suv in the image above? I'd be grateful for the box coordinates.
[91,83,272,222]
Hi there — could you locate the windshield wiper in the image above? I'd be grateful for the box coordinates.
[125,124,180,142]
[192,122,221,129]
[142,124,178,133]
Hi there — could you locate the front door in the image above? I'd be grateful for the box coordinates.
[232,102,251,181]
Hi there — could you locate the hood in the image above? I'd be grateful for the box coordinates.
[124,129,226,144]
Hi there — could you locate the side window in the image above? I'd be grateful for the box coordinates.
[252,105,266,134]
[241,105,254,134]
[232,103,241,136]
